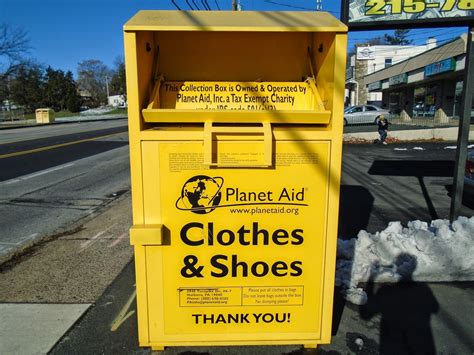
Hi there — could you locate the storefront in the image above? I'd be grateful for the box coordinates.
[364,35,468,119]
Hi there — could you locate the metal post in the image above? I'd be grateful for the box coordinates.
[105,75,110,102]
[450,27,474,222]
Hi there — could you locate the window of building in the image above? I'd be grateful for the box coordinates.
[384,58,392,68]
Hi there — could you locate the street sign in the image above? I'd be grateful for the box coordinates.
[425,58,456,77]
[342,0,474,29]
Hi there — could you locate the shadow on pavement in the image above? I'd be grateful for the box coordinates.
[445,184,474,210]
[368,160,454,178]
[338,185,374,240]
[50,261,142,354]
[368,160,455,220]
[360,254,439,355]
[333,186,374,338]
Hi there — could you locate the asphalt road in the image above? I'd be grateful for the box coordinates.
[339,141,474,237]
[0,119,130,263]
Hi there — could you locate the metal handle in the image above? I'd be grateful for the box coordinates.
[130,224,164,246]
[203,122,273,167]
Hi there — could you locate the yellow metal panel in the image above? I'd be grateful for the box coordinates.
[133,245,150,345]
[319,33,348,344]
[139,126,339,142]
[142,139,329,342]
[124,11,347,32]
[151,31,313,82]
[124,31,145,225]
[130,225,164,246]
[142,142,162,224]
[142,109,331,124]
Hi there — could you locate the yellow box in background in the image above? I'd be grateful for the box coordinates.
[35,108,55,124]
[124,10,347,351]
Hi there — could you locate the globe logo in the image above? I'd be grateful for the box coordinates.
[176,175,223,214]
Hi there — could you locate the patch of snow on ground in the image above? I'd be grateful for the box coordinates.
[394,148,408,151]
[336,217,474,305]
[412,147,424,150]
[444,145,474,150]
[80,106,114,115]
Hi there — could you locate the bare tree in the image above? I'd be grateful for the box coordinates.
[0,24,30,105]
[77,59,112,107]
[0,23,30,62]
[109,56,126,97]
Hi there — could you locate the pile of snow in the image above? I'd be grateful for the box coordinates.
[394,147,425,151]
[444,144,474,150]
[80,106,114,115]
[336,217,474,305]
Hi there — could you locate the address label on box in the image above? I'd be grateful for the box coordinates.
[179,286,304,307]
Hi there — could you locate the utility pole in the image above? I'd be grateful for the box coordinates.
[450,27,474,222]
[316,0,322,11]
[105,76,110,101]
[232,0,241,10]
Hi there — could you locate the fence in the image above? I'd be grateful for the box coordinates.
[344,112,472,129]
[0,108,26,123]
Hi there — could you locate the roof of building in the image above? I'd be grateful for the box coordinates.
[124,10,347,32]
[364,34,467,86]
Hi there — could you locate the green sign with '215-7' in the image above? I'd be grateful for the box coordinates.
[344,0,474,28]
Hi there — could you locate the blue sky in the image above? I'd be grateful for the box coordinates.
[1,0,468,75]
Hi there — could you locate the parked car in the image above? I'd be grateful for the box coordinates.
[344,105,389,126]
[465,150,474,194]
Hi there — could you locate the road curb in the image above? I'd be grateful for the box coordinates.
[0,116,128,131]
[344,126,474,142]
[0,190,131,268]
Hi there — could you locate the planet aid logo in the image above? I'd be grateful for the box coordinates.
[176,175,223,214]
[176,175,308,215]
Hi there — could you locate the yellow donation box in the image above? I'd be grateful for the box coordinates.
[124,10,347,351]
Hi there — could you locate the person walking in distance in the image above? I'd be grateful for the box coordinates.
[376,115,389,145]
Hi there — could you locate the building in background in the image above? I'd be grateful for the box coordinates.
[345,38,437,107]
[363,35,470,121]
[107,94,127,108]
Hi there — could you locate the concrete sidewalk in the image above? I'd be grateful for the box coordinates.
[0,194,133,354]
[344,125,474,142]
[49,260,474,354]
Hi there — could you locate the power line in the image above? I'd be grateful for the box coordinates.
[201,0,210,10]
[316,0,322,11]
[185,0,195,9]
[192,0,201,10]
[263,0,315,11]
[349,33,463,49]
[171,0,182,10]
[349,28,456,42]
[348,28,462,43]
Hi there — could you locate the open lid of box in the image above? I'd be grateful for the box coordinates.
[124,10,347,33]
